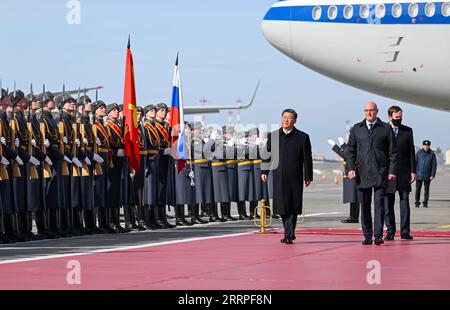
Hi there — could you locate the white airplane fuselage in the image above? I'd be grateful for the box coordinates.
[262,0,450,111]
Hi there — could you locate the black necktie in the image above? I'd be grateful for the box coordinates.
[369,123,373,134]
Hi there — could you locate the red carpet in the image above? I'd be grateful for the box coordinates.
[0,230,449,290]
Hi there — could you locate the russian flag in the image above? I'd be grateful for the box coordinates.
[169,54,186,173]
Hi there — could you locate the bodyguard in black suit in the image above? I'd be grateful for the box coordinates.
[345,102,397,246]
[384,106,416,241]
[261,109,313,245]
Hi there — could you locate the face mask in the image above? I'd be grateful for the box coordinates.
[392,118,402,127]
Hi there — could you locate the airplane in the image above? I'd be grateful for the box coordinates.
[262,0,450,112]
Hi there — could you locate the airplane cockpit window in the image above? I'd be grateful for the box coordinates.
[343,5,354,19]
[408,3,419,17]
[312,6,322,20]
[360,4,370,18]
[328,5,338,20]
[392,3,403,18]
[442,2,450,17]
[425,2,436,17]
[376,4,386,19]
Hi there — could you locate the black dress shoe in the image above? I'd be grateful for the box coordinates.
[161,221,176,229]
[182,219,194,226]
[176,220,186,227]
[280,238,287,243]
[341,217,359,224]
[238,215,250,220]
[415,203,420,208]
[374,238,384,246]
[385,234,395,241]
[285,239,293,245]
[272,214,281,220]
[226,215,238,221]
[401,234,414,240]
[362,238,373,245]
[423,204,429,208]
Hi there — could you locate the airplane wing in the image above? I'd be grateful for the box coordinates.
[184,81,260,115]
[52,86,103,97]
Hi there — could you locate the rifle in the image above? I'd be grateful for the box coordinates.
[40,85,52,179]
[71,87,81,177]
[78,87,89,177]
[10,82,21,178]
[92,88,103,176]
[27,84,39,180]
[0,80,9,181]
[59,84,70,176]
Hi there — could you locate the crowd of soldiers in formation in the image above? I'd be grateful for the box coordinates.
[0,88,277,244]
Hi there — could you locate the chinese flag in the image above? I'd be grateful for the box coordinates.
[122,36,140,171]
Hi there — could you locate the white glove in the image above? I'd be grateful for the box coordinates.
[163,148,172,156]
[338,137,346,146]
[1,157,10,166]
[29,156,41,167]
[31,139,37,148]
[75,139,81,148]
[93,153,104,164]
[44,139,50,148]
[15,156,24,166]
[1,137,6,146]
[96,137,101,146]
[63,136,68,144]
[15,138,20,148]
[117,149,125,157]
[210,131,218,141]
[72,158,82,168]
[130,169,136,179]
[255,137,262,146]
[83,138,89,145]
[84,157,92,166]
[63,156,72,164]
[203,138,210,144]
[328,139,336,147]
[239,138,246,145]
[45,156,53,166]
[227,138,235,148]
[189,171,195,179]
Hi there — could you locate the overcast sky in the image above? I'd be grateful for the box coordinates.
[1,0,448,158]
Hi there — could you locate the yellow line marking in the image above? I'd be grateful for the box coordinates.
[436,225,450,229]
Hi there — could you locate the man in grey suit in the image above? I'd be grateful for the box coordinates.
[345,101,397,246]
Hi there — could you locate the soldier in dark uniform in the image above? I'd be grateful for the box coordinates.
[40,91,67,238]
[92,101,113,233]
[77,95,98,234]
[142,104,161,229]
[10,90,37,241]
[237,131,255,220]
[56,94,84,236]
[105,103,129,233]
[249,128,263,219]
[0,89,20,243]
[223,125,241,221]
[154,103,175,229]
[26,93,54,239]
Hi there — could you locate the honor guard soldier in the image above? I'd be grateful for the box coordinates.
[105,103,130,233]
[10,90,37,241]
[237,131,255,220]
[142,104,161,229]
[223,125,241,221]
[92,100,113,233]
[329,138,361,224]
[249,128,263,219]
[77,95,97,234]
[0,89,20,243]
[56,94,84,236]
[117,104,131,228]
[26,92,55,239]
[154,103,175,229]
[173,121,195,226]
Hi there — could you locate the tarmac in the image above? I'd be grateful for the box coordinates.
[0,161,449,290]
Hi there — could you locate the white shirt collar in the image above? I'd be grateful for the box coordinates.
[366,119,378,128]
[282,128,293,135]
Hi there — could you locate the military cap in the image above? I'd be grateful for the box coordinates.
[92,100,106,114]
[38,91,55,104]
[79,95,91,104]
[137,106,144,114]
[248,127,260,136]
[9,90,25,106]
[144,104,157,115]
[106,103,119,114]
[222,125,235,134]
[26,93,39,104]
[190,121,203,131]
[1,89,8,100]
[423,140,431,146]
[156,103,168,111]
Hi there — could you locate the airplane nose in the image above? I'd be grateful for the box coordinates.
[261,5,292,56]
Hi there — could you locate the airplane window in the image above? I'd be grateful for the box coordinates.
[328,6,338,20]
[312,6,322,20]
[443,2,450,17]
[376,4,386,19]
[343,5,354,19]
[408,3,419,17]
[360,4,370,18]
[392,3,402,18]
[425,2,435,17]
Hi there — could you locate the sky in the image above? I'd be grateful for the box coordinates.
[1,0,449,158]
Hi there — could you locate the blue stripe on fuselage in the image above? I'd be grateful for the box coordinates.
[264,2,450,24]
